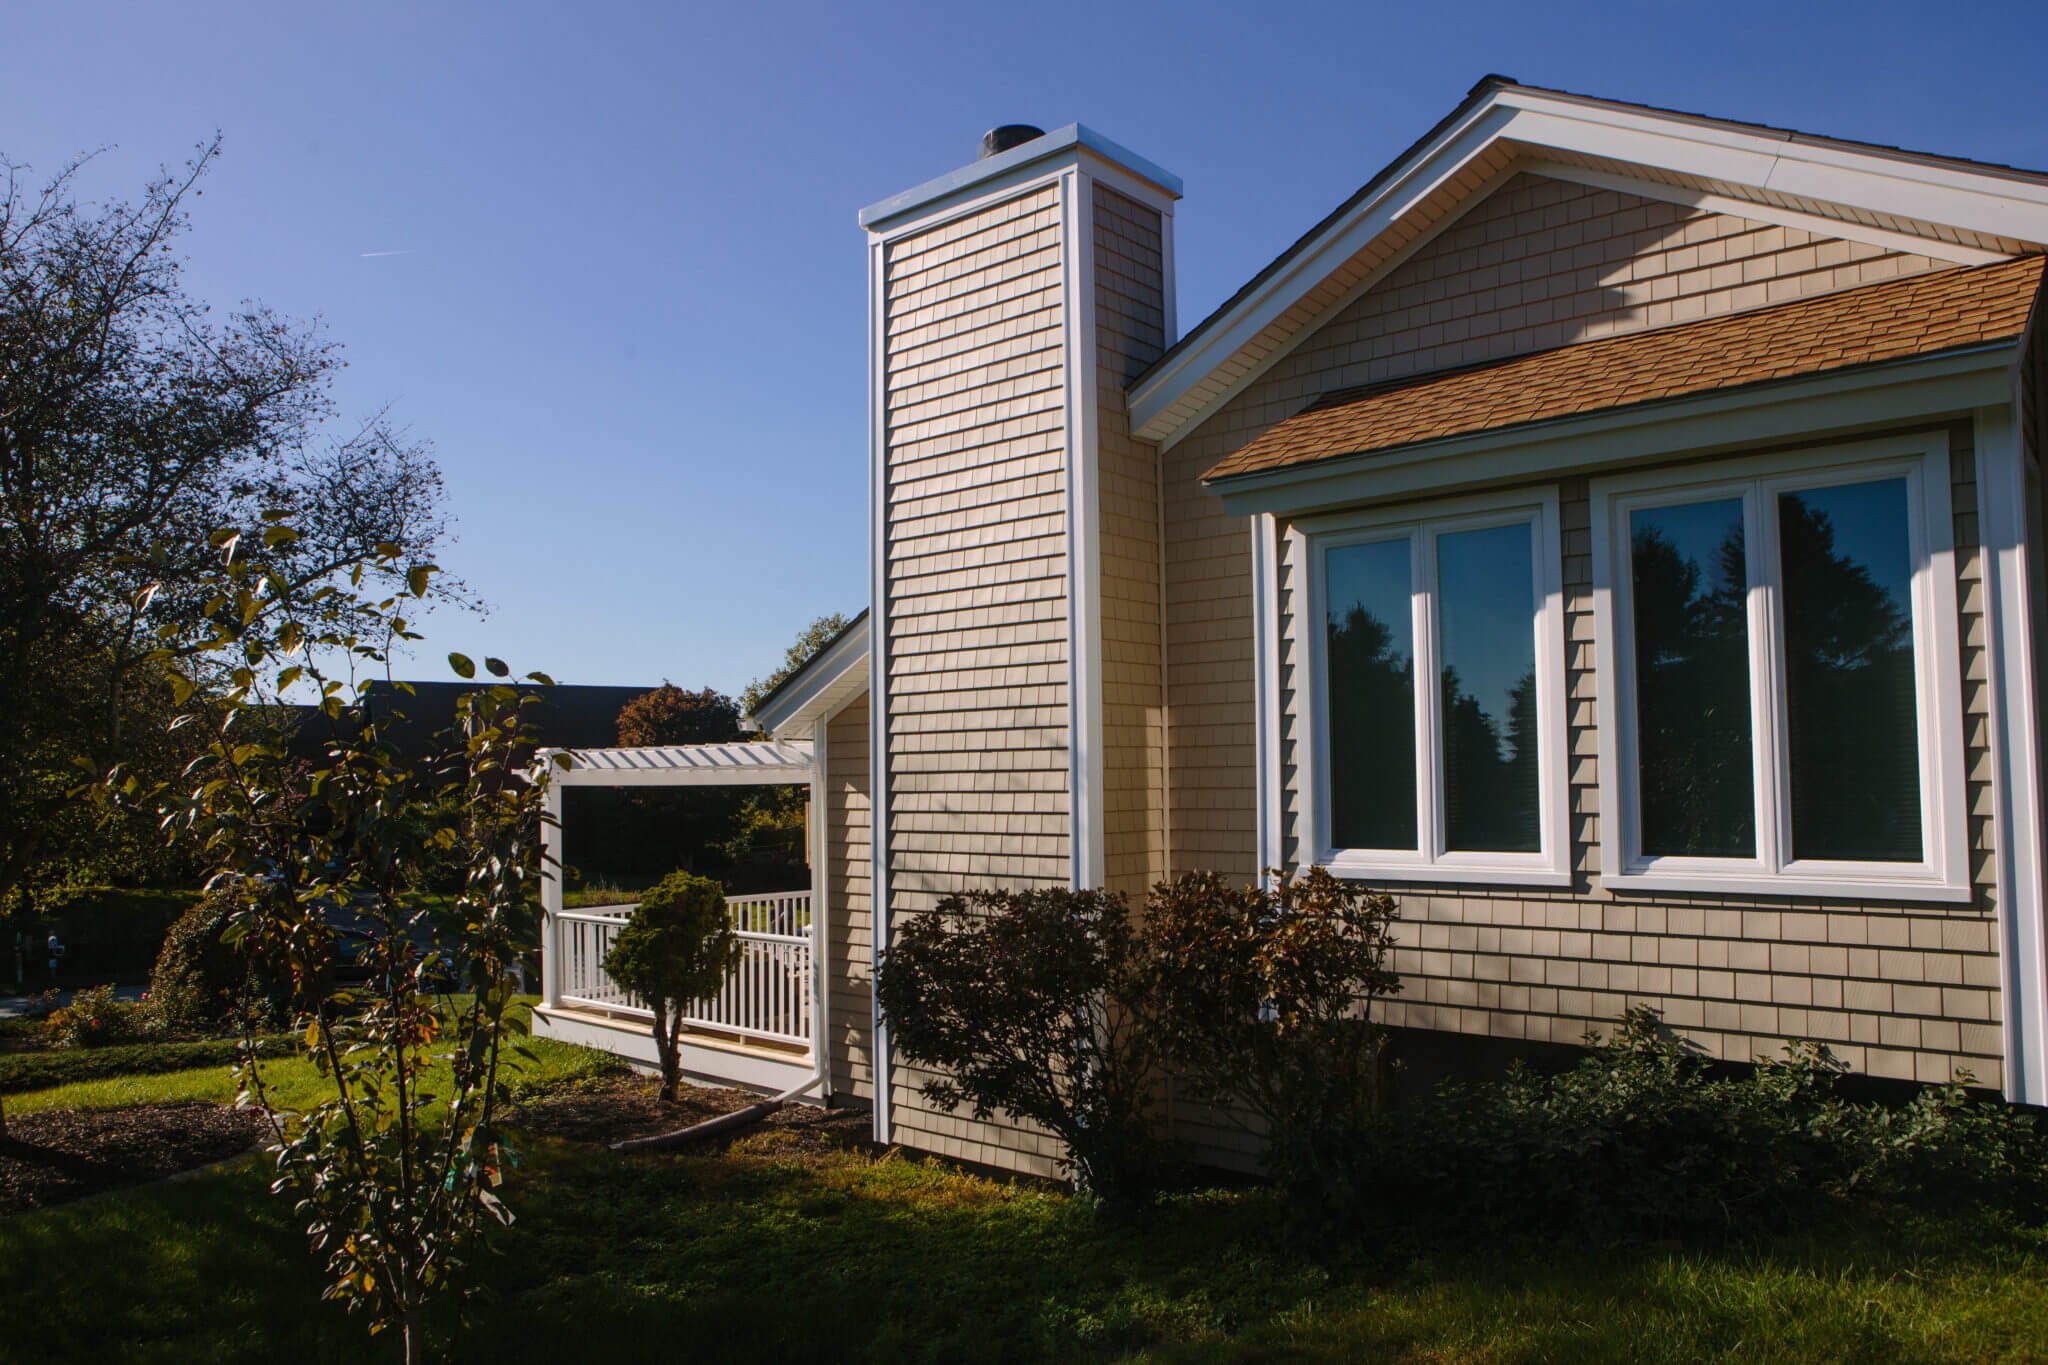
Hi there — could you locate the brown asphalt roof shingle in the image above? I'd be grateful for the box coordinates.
[1202,255,2046,484]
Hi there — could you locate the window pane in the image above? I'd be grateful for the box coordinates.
[1779,478,1922,862]
[1629,499,1756,858]
[1325,539,1416,851]
[1437,523,1540,853]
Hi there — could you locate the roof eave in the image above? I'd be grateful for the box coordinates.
[1204,342,2022,517]
[1130,81,2048,451]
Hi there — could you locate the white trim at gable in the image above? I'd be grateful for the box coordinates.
[1130,83,2048,451]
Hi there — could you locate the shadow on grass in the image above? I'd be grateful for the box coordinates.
[3,1137,2046,1365]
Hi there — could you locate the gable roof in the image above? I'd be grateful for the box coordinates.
[1203,255,2045,484]
[743,609,870,741]
[1131,77,2048,451]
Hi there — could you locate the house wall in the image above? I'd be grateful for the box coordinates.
[1095,185,1170,899]
[1161,172,2005,1101]
[824,695,874,1102]
[878,180,1072,1176]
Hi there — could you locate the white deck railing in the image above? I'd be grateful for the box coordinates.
[553,890,813,1049]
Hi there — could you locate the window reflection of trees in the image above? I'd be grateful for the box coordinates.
[1327,604,1416,850]
[1627,482,1919,864]
[1630,512,1755,857]
[1326,605,1539,854]
[1778,486,1919,862]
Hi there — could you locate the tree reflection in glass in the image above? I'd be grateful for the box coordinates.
[1437,523,1539,853]
[1629,499,1755,857]
[1779,479,1920,862]
[1325,538,1416,851]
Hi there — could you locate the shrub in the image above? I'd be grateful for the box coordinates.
[602,871,738,1101]
[1141,868,1400,1211]
[1363,1007,2048,1244]
[42,983,159,1049]
[875,887,1163,1202]
[147,885,290,1030]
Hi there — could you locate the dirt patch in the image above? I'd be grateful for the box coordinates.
[0,1102,268,1213]
[506,1074,872,1160]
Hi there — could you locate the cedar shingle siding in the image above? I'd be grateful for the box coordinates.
[1170,173,2013,1090]
[881,183,1071,1175]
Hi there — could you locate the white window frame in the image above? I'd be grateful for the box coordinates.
[1297,487,1571,887]
[1590,432,1970,903]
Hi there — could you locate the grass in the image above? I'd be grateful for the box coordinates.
[2,1120,2046,1363]
[2,998,624,1117]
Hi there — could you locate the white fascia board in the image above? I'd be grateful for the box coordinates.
[747,616,872,741]
[1208,346,2018,519]
[1128,102,1517,441]
[859,124,1180,234]
[1131,88,2048,449]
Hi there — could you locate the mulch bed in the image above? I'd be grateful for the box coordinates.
[0,1102,269,1214]
[506,1074,873,1160]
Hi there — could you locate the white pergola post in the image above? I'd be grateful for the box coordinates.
[540,778,564,1011]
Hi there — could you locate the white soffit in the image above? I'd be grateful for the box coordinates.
[1129,82,2048,450]
[744,612,871,742]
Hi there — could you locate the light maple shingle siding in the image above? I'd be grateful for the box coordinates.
[1208,254,2045,481]
[1095,186,1170,898]
[825,696,873,1100]
[1165,172,2013,1090]
[881,182,1069,1177]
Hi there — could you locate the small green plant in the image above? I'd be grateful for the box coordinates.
[875,886,1164,1202]
[1362,1006,2048,1244]
[602,871,738,1101]
[1141,868,1400,1211]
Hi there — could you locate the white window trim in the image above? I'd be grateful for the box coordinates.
[1297,486,1571,887]
[1590,432,1971,903]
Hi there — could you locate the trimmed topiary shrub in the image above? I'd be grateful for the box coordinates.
[602,871,738,1101]
[875,886,1164,1202]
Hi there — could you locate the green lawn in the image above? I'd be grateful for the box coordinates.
[3,1117,2046,1363]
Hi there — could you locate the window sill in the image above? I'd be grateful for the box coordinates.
[1315,856,1575,890]
[1600,866,1974,905]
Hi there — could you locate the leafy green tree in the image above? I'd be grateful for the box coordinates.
[0,139,456,924]
[602,871,738,1101]
[739,611,855,718]
[142,521,550,1363]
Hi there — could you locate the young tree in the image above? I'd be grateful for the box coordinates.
[0,140,456,921]
[601,871,738,1101]
[144,521,550,1363]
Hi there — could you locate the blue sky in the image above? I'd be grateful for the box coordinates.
[7,1,2045,694]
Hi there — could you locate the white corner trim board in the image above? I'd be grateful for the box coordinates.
[1974,402,2048,1105]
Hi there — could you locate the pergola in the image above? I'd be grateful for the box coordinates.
[532,739,824,1094]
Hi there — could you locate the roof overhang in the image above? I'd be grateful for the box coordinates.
[743,611,870,742]
[1129,79,2048,452]
[1206,342,2021,520]
[540,741,813,788]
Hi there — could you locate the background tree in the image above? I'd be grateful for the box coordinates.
[615,683,743,747]
[602,871,738,1101]
[737,611,854,717]
[0,140,456,922]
